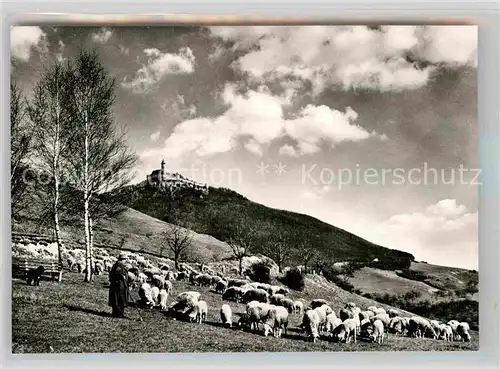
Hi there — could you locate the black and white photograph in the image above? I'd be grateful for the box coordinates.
[10,24,478,353]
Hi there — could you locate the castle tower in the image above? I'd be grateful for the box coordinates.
[161,159,166,181]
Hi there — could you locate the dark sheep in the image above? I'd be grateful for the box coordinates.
[310,299,329,309]
[26,266,45,286]
[228,278,247,288]
[222,286,244,302]
[242,288,270,303]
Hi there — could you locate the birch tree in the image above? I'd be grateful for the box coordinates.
[27,61,72,265]
[65,50,137,282]
[10,81,31,215]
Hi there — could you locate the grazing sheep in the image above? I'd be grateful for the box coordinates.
[139,282,155,308]
[228,278,248,288]
[408,317,438,339]
[314,304,333,332]
[333,318,358,343]
[165,280,173,294]
[170,291,201,313]
[151,286,160,306]
[370,313,391,328]
[370,319,386,344]
[276,287,290,296]
[166,271,175,281]
[375,307,386,316]
[345,302,356,309]
[311,299,329,309]
[138,272,148,284]
[441,324,454,341]
[429,320,441,329]
[302,309,320,342]
[456,322,471,342]
[294,301,304,314]
[242,288,270,304]
[220,304,232,327]
[359,318,373,337]
[222,286,244,302]
[359,311,370,321]
[365,310,375,318]
[326,313,343,334]
[240,305,262,331]
[270,293,286,305]
[26,266,45,286]
[262,306,289,338]
[447,320,460,340]
[388,309,400,318]
[158,289,169,310]
[215,280,228,294]
[186,300,207,324]
[211,275,222,285]
[127,271,137,290]
[389,317,405,334]
[176,271,187,281]
[193,273,213,287]
[152,274,166,290]
[278,298,295,313]
[340,308,354,321]
[366,306,378,314]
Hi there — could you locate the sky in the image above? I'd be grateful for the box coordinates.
[11,25,478,269]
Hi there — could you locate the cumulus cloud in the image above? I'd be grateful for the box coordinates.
[10,26,47,61]
[285,105,374,155]
[122,47,195,93]
[146,83,379,159]
[209,25,477,95]
[300,186,331,200]
[375,199,478,269]
[91,27,113,44]
[150,131,161,142]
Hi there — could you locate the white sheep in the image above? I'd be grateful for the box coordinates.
[220,304,232,327]
[158,289,169,310]
[196,300,208,324]
[314,304,333,332]
[370,319,386,344]
[456,322,471,342]
[138,272,148,284]
[333,318,358,343]
[165,280,173,294]
[263,306,289,338]
[293,300,304,314]
[139,282,155,308]
[302,309,320,342]
[151,286,160,306]
[326,313,343,334]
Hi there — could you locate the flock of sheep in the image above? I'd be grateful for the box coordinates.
[113,253,473,346]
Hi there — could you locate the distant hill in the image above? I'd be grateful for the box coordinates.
[112,179,416,270]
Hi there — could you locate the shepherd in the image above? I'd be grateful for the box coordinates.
[108,252,129,318]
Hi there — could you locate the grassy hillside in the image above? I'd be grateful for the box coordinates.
[12,268,478,353]
[13,207,233,264]
[113,183,415,270]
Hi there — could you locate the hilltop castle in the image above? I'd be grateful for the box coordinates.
[146,159,209,195]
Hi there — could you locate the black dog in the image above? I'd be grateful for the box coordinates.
[26,266,45,286]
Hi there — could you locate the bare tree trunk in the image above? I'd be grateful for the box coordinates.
[239,258,243,276]
[84,120,91,282]
[89,214,94,281]
[174,255,179,271]
[54,173,63,266]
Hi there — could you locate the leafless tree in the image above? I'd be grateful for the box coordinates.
[65,50,138,282]
[27,61,73,266]
[10,81,31,216]
[300,243,318,274]
[160,223,193,270]
[267,231,291,274]
[227,224,253,276]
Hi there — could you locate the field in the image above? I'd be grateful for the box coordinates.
[11,270,478,354]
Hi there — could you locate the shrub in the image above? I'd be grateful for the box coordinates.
[246,261,271,283]
[281,268,305,291]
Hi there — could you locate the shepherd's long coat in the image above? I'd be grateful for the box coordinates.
[108,260,129,315]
